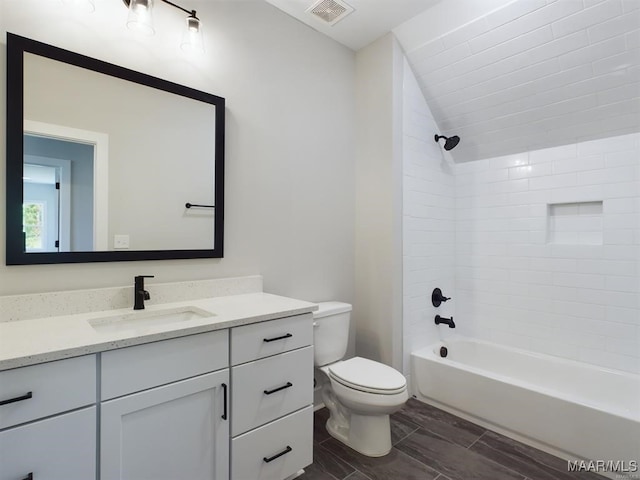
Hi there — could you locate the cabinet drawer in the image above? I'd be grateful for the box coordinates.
[0,355,96,429]
[231,313,312,365]
[232,405,312,480]
[101,330,228,400]
[0,406,96,480]
[232,346,313,436]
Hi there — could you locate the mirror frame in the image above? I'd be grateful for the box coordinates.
[6,33,225,265]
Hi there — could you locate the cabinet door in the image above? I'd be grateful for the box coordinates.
[0,406,96,480]
[101,370,229,480]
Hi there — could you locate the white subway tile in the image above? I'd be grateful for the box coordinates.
[408,38,446,63]
[530,143,578,162]
[603,181,640,198]
[605,149,640,167]
[607,306,640,324]
[584,0,608,7]
[530,337,580,359]
[604,244,640,260]
[604,198,638,213]
[552,155,606,174]
[530,257,578,272]
[592,49,640,76]
[622,0,640,12]
[604,213,639,229]
[552,0,622,38]
[606,275,640,292]
[559,33,627,69]
[554,272,606,289]
[530,172,577,190]
[588,9,640,43]
[486,0,552,29]
[551,244,604,258]
[490,152,531,169]
[442,17,491,49]
[626,28,640,49]
[509,163,554,179]
[606,336,639,358]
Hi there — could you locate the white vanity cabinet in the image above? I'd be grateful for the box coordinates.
[230,313,314,480]
[0,355,97,480]
[99,330,230,480]
[0,305,315,480]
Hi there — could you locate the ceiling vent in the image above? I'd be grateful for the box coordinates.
[307,0,354,26]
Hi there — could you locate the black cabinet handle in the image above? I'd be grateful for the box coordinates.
[221,383,228,420]
[21,473,33,480]
[263,446,292,463]
[263,333,292,343]
[264,382,293,395]
[0,391,32,406]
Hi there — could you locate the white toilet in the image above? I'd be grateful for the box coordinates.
[313,301,408,457]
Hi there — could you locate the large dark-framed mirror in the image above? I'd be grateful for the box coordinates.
[6,33,225,265]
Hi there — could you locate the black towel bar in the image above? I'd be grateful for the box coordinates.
[185,203,215,209]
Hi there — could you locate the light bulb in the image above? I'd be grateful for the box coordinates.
[181,14,204,53]
[127,0,155,36]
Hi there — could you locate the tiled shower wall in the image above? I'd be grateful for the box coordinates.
[455,133,640,374]
[402,59,456,375]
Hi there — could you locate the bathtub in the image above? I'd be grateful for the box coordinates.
[411,337,640,477]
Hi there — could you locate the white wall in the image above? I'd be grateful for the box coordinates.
[0,1,355,305]
[401,58,456,375]
[354,34,404,369]
[455,134,640,374]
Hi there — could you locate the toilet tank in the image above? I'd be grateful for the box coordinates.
[313,301,352,367]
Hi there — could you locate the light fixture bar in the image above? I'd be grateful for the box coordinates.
[122,0,197,18]
[122,0,204,53]
[160,0,197,18]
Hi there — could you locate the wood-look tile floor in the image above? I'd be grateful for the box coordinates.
[300,398,605,480]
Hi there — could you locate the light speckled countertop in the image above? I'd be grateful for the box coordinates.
[0,292,317,371]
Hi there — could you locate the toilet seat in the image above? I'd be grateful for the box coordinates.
[328,357,406,395]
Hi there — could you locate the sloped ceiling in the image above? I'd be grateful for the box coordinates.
[266,0,640,162]
[396,0,640,162]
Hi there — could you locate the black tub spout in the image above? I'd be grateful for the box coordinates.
[435,315,455,328]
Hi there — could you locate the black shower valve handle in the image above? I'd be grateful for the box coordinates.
[431,288,451,307]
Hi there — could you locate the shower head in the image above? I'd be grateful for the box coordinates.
[434,134,460,151]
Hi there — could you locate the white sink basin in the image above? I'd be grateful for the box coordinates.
[88,306,215,333]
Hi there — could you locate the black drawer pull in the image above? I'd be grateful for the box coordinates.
[263,382,293,395]
[221,383,228,420]
[263,446,292,463]
[0,391,32,406]
[22,473,33,480]
[263,333,292,343]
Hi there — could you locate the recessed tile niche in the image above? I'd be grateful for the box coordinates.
[547,201,603,245]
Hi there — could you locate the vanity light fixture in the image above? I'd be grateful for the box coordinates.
[123,0,204,52]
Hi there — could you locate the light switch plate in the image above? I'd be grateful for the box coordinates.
[113,234,130,249]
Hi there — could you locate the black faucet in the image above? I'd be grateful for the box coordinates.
[435,315,455,328]
[134,275,154,310]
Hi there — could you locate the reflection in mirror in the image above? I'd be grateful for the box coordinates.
[6,33,225,265]
[23,134,95,253]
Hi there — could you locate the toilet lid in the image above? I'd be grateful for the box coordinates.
[328,357,406,394]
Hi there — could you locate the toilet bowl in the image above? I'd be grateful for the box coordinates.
[314,302,408,457]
